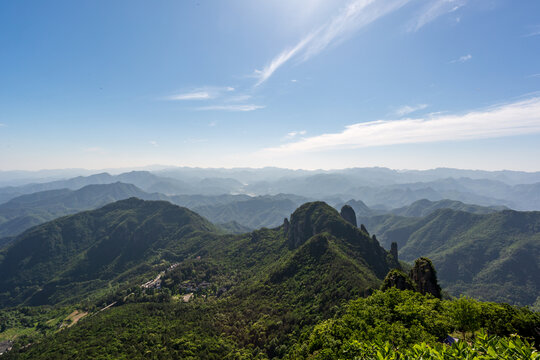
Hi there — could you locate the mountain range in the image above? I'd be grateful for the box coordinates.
[0,197,538,358]
[2,167,540,211]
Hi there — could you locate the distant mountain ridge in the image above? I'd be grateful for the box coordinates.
[0,182,165,239]
[2,167,540,210]
[357,208,540,306]
[0,186,310,242]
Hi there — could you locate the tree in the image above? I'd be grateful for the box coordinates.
[449,296,481,340]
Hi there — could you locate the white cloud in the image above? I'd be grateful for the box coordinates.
[254,34,315,87]
[262,97,540,154]
[410,0,466,32]
[395,104,428,116]
[450,54,472,63]
[167,86,235,101]
[284,130,307,139]
[168,91,212,100]
[197,104,265,112]
[149,141,158,147]
[254,0,411,86]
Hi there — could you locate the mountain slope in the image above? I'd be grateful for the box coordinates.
[3,199,537,358]
[0,182,165,238]
[0,198,217,308]
[366,209,540,305]
[389,198,508,217]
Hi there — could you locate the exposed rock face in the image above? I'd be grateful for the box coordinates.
[288,202,327,248]
[381,269,415,291]
[360,224,369,235]
[410,257,441,298]
[283,218,290,235]
[288,201,359,248]
[340,205,357,227]
[285,201,392,278]
[390,242,398,261]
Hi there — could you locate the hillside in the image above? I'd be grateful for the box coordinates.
[0,187,310,241]
[0,200,538,359]
[0,182,165,239]
[363,209,540,306]
[389,198,508,217]
[0,200,400,356]
[0,198,217,308]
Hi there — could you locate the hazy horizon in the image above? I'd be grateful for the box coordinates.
[2,164,540,174]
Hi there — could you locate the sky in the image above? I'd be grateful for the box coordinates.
[1,0,540,171]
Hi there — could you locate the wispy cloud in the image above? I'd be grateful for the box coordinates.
[262,97,540,154]
[149,140,158,147]
[523,25,540,37]
[168,91,212,100]
[197,104,265,112]
[450,54,472,63]
[284,130,307,140]
[254,0,411,86]
[254,34,315,87]
[167,86,234,101]
[410,0,466,32]
[395,104,428,116]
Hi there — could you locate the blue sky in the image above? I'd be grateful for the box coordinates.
[1,0,539,171]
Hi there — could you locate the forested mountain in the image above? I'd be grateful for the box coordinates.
[388,198,508,217]
[0,200,537,359]
[0,200,394,308]
[0,200,405,357]
[359,208,540,306]
[0,183,165,239]
[0,198,218,307]
[0,187,307,241]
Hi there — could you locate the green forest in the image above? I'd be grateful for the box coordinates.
[0,199,538,359]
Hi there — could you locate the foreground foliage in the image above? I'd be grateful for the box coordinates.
[290,332,539,360]
[4,289,538,359]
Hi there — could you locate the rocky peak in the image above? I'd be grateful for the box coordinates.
[340,205,357,227]
[381,269,415,291]
[409,257,441,298]
[283,217,290,235]
[287,201,349,249]
[360,224,369,235]
[390,242,398,261]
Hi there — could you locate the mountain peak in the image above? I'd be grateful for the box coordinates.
[287,202,347,248]
[340,205,358,227]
